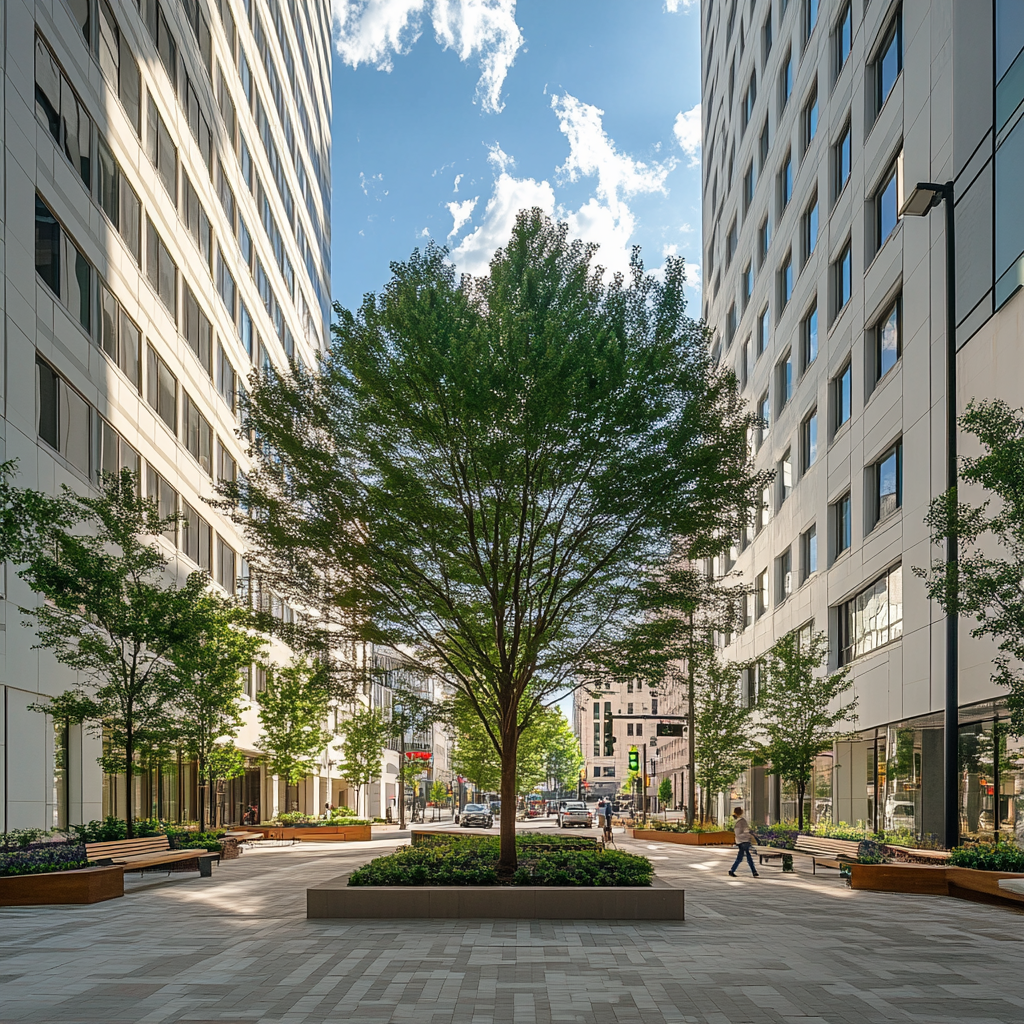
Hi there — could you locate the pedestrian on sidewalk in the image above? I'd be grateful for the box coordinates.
[601,799,613,842]
[728,806,759,877]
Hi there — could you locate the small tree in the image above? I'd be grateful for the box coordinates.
[256,658,333,788]
[337,704,392,818]
[692,655,754,822]
[658,776,673,818]
[387,681,446,829]
[429,778,448,820]
[170,595,267,830]
[543,712,585,794]
[916,399,1024,734]
[0,468,207,838]
[757,630,858,831]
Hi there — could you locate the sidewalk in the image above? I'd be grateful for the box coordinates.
[2,831,1023,1023]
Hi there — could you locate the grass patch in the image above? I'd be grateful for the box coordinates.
[349,834,653,887]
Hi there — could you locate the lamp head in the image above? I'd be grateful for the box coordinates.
[900,183,944,217]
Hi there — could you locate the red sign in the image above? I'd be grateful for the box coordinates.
[404,750,432,761]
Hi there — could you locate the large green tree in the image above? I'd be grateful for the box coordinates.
[691,654,755,822]
[226,211,761,871]
[170,595,267,830]
[255,658,333,787]
[757,630,858,831]
[337,704,392,817]
[0,467,207,837]
[916,399,1024,735]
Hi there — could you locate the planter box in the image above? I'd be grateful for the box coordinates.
[236,825,372,842]
[632,829,734,846]
[308,875,683,920]
[850,863,1024,907]
[0,865,124,906]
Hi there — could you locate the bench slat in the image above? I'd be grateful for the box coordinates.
[86,837,171,857]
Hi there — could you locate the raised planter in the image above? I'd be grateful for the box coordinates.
[850,863,1024,907]
[632,828,734,846]
[307,874,683,920]
[235,825,372,842]
[0,865,124,906]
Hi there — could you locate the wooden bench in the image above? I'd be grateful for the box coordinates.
[85,836,220,878]
[758,835,862,873]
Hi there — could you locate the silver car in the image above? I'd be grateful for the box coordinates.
[557,802,593,828]
[459,803,494,828]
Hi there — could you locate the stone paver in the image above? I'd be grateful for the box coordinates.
[2,831,1023,1024]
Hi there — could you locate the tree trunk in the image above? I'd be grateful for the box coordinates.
[124,730,135,839]
[398,733,407,830]
[797,780,806,832]
[497,719,519,876]
[198,753,207,832]
[686,620,696,829]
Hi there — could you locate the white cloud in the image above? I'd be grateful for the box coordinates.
[450,172,556,275]
[447,196,479,237]
[333,0,522,113]
[453,173,463,192]
[673,103,702,167]
[419,227,431,237]
[487,142,515,173]
[664,0,697,11]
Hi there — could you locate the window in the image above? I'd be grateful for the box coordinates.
[780,51,793,111]
[876,295,902,380]
[627,703,634,716]
[635,724,643,737]
[145,0,179,88]
[757,304,770,356]
[36,358,91,477]
[763,11,773,63]
[742,263,753,310]
[96,134,141,263]
[778,548,793,601]
[833,2,852,80]
[741,336,752,385]
[780,252,793,310]
[875,161,900,251]
[760,482,773,530]
[146,218,177,319]
[801,524,817,580]
[742,72,757,131]
[98,0,141,133]
[97,417,141,486]
[778,350,793,410]
[755,569,769,618]
[216,248,237,323]
[182,502,213,570]
[35,37,92,189]
[146,97,177,204]
[182,172,212,267]
[35,195,92,335]
[98,284,141,388]
[780,151,793,210]
[832,242,852,315]
[834,493,852,556]
[743,162,755,212]
[833,361,852,430]
[213,536,236,592]
[757,218,771,268]
[146,345,178,433]
[759,390,771,444]
[875,9,903,114]
[839,565,903,665]
[805,0,819,39]
[803,194,819,262]
[779,448,793,503]
[183,391,213,473]
[182,285,213,377]
[801,303,818,369]
[726,219,738,267]
[216,342,238,413]
[216,439,237,484]
[759,118,770,171]
[803,87,818,151]
[802,408,818,471]
[833,122,851,200]
[873,440,903,524]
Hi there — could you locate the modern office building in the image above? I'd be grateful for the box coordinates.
[700,0,1024,839]
[0,0,337,830]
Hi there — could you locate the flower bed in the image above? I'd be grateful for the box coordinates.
[632,828,734,845]
[411,830,599,851]
[348,834,653,887]
[0,840,90,878]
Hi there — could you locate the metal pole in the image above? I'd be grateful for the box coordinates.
[686,613,696,828]
[642,742,648,825]
[941,182,959,852]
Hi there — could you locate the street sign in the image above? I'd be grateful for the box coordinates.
[656,723,684,737]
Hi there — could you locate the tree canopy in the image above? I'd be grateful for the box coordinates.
[226,210,762,870]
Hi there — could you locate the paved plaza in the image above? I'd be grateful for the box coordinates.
[2,832,1023,1024]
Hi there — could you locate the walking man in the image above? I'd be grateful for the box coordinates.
[728,806,759,877]
[601,799,613,842]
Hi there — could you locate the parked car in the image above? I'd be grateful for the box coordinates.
[460,803,494,828]
[557,801,593,828]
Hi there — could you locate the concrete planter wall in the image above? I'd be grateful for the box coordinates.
[850,863,1024,907]
[632,829,734,846]
[236,825,372,842]
[308,876,684,920]
[0,865,124,906]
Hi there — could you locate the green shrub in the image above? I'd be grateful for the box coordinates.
[647,820,728,834]
[949,843,1024,872]
[0,840,89,877]
[348,837,652,887]
[168,830,225,854]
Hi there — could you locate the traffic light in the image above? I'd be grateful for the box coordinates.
[603,715,616,757]
[628,747,640,773]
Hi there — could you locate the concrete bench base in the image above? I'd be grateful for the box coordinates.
[0,865,124,905]
[308,876,684,920]
[850,864,1024,908]
[632,829,734,845]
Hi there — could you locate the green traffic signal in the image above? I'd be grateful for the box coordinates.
[628,748,640,773]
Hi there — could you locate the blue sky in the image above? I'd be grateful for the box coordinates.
[329,0,704,316]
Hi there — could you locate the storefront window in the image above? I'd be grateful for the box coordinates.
[959,722,997,843]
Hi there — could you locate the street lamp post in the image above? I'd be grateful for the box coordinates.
[900,181,958,850]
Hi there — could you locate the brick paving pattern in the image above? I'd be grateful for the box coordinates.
[2,832,1023,1023]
